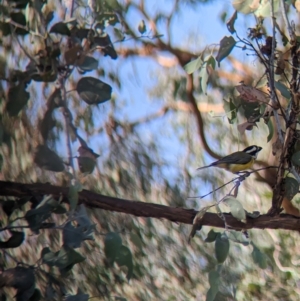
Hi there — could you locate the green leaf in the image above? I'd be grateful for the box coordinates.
[77,157,96,173]
[2,200,15,217]
[255,0,279,17]
[200,66,209,94]
[184,57,203,74]
[130,233,143,250]
[292,151,300,168]
[78,56,98,72]
[205,229,219,243]
[224,197,246,223]
[138,20,146,34]
[267,119,274,142]
[25,204,53,230]
[50,22,71,35]
[6,82,30,116]
[274,81,291,99]
[115,245,133,280]
[225,98,237,124]
[0,231,24,248]
[42,248,57,266]
[206,56,216,70]
[216,36,236,66]
[206,270,220,301]
[246,211,260,218]
[215,233,230,263]
[34,145,65,172]
[104,232,122,265]
[92,35,117,59]
[284,177,299,201]
[208,270,220,289]
[232,0,258,14]
[77,77,112,105]
[63,220,94,248]
[56,246,85,270]
[252,244,267,269]
[63,222,82,248]
[206,287,218,301]
[226,10,238,34]
[227,230,249,246]
[68,182,79,210]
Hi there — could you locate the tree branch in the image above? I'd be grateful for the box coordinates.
[1,181,300,231]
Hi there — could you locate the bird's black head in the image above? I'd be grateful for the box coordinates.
[243,145,263,158]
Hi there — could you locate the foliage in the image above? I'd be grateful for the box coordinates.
[1,0,300,300]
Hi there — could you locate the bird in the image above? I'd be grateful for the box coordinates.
[197,145,262,173]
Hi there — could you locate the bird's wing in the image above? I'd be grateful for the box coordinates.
[215,152,252,165]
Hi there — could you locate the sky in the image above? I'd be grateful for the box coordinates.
[94,0,256,186]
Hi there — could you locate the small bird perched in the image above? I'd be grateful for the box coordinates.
[197,145,262,173]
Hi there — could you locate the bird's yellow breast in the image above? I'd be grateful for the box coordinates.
[225,158,255,173]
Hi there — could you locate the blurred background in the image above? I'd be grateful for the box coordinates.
[1,0,300,300]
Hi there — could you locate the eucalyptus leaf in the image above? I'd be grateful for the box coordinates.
[130,233,143,250]
[0,231,24,248]
[50,22,70,35]
[77,77,112,105]
[77,156,96,173]
[227,230,249,246]
[232,0,258,14]
[25,203,53,231]
[42,248,57,266]
[34,145,65,172]
[78,56,98,72]
[184,57,203,74]
[215,233,230,263]
[205,229,219,243]
[206,56,216,70]
[246,211,260,218]
[2,200,15,217]
[255,0,279,17]
[292,151,300,168]
[6,82,30,116]
[275,81,291,99]
[224,197,246,223]
[216,36,236,66]
[208,270,220,289]
[223,98,237,124]
[252,244,267,269]
[284,177,299,201]
[200,66,209,94]
[68,182,79,210]
[63,221,95,248]
[104,232,122,265]
[226,10,238,34]
[206,287,218,301]
[56,246,85,270]
[115,245,133,280]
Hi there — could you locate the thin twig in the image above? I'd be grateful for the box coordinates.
[192,166,279,200]
[269,0,284,143]
[280,0,295,42]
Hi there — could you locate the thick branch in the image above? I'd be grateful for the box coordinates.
[1,181,300,231]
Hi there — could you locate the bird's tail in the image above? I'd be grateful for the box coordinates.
[197,165,210,170]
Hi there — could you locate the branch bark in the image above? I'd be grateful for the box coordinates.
[1,181,300,231]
